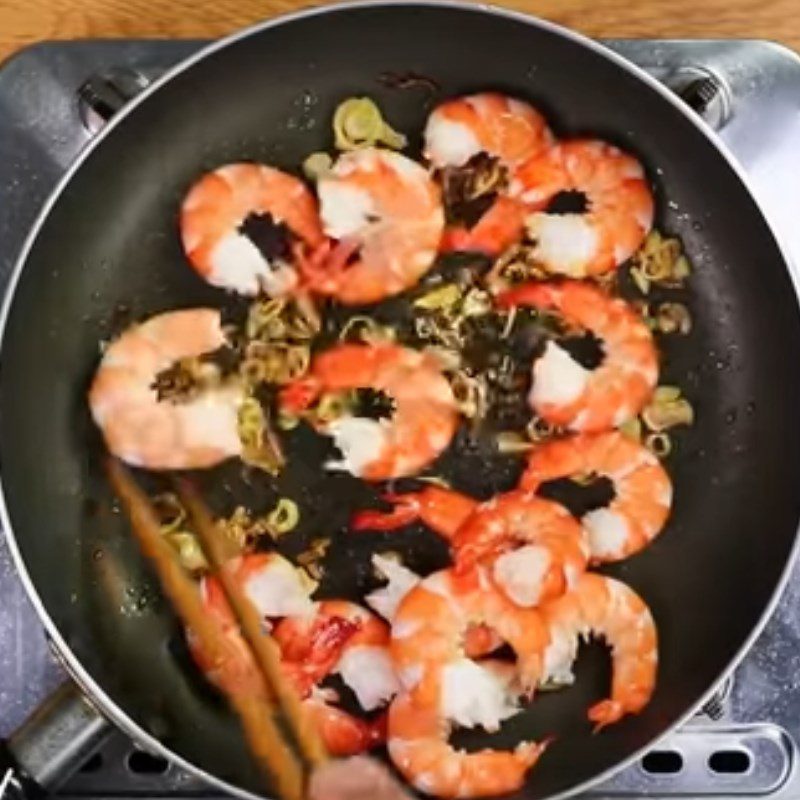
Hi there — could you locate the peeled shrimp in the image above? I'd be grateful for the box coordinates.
[388,569,548,798]
[425,93,553,171]
[302,148,444,304]
[366,554,503,659]
[354,487,586,608]
[280,343,458,480]
[187,552,315,698]
[511,140,654,277]
[521,432,672,562]
[497,280,658,431]
[190,560,395,756]
[425,93,553,258]
[451,492,588,608]
[88,309,243,470]
[353,485,478,540]
[540,572,657,730]
[181,163,325,296]
[274,600,400,715]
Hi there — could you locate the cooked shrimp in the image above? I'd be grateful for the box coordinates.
[521,432,672,562]
[510,140,654,277]
[355,487,586,608]
[88,309,243,470]
[497,280,658,431]
[540,572,657,730]
[181,163,325,296]
[353,486,478,540]
[425,93,553,171]
[452,492,588,608]
[274,600,400,713]
[389,692,547,799]
[391,569,546,703]
[280,343,458,480]
[190,566,395,756]
[301,148,444,305]
[274,600,398,755]
[425,93,553,258]
[388,569,548,797]
[187,552,316,698]
[366,554,502,659]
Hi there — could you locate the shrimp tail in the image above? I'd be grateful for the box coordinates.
[588,699,624,732]
[351,494,422,532]
[441,197,528,257]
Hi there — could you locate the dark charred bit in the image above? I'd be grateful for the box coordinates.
[560,332,605,370]
[440,153,508,228]
[239,213,293,262]
[546,190,588,215]
[354,388,395,421]
[378,71,441,93]
[152,360,198,402]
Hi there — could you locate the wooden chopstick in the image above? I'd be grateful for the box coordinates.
[105,458,307,800]
[174,478,329,769]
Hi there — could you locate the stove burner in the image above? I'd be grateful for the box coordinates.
[1,37,799,800]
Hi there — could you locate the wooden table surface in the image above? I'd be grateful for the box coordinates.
[1,0,798,63]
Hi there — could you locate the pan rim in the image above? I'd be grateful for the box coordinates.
[1,2,798,798]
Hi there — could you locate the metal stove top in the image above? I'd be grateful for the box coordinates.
[1,36,799,800]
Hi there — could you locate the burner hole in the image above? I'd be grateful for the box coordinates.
[79,752,103,773]
[642,750,683,774]
[708,749,751,774]
[127,749,169,775]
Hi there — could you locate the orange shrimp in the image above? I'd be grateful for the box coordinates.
[521,432,672,563]
[274,600,400,715]
[352,485,478,540]
[497,280,658,431]
[301,148,444,305]
[280,343,458,480]
[365,554,503,659]
[425,93,553,258]
[187,552,316,698]
[354,487,586,608]
[510,140,654,277]
[425,93,553,171]
[451,492,588,608]
[388,569,549,797]
[189,564,395,756]
[88,309,243,470]
[540,572,657,730]
[180,163,325,296]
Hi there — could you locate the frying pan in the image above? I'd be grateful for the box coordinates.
[1,2,800,799]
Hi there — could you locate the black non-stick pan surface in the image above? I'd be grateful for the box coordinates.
[1,3,800,798]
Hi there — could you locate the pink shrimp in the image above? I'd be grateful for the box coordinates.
[301,148,444,305]
[280,343,458,480]
[510,140,654,277]
[450,492,588,608]
[180,163,325,296]
[186,552,315,698]
[388,568,549,798]
[189,560,396,756]
[425,93,553,258]
[352,485,478,540]
[521,432,673,563]
[353,487,587,608]
[540,572,658,730]
[88,309,243,470]
[274,600,400,715]
[497,280,658,431]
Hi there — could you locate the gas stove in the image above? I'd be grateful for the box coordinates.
[1,36,799,800]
